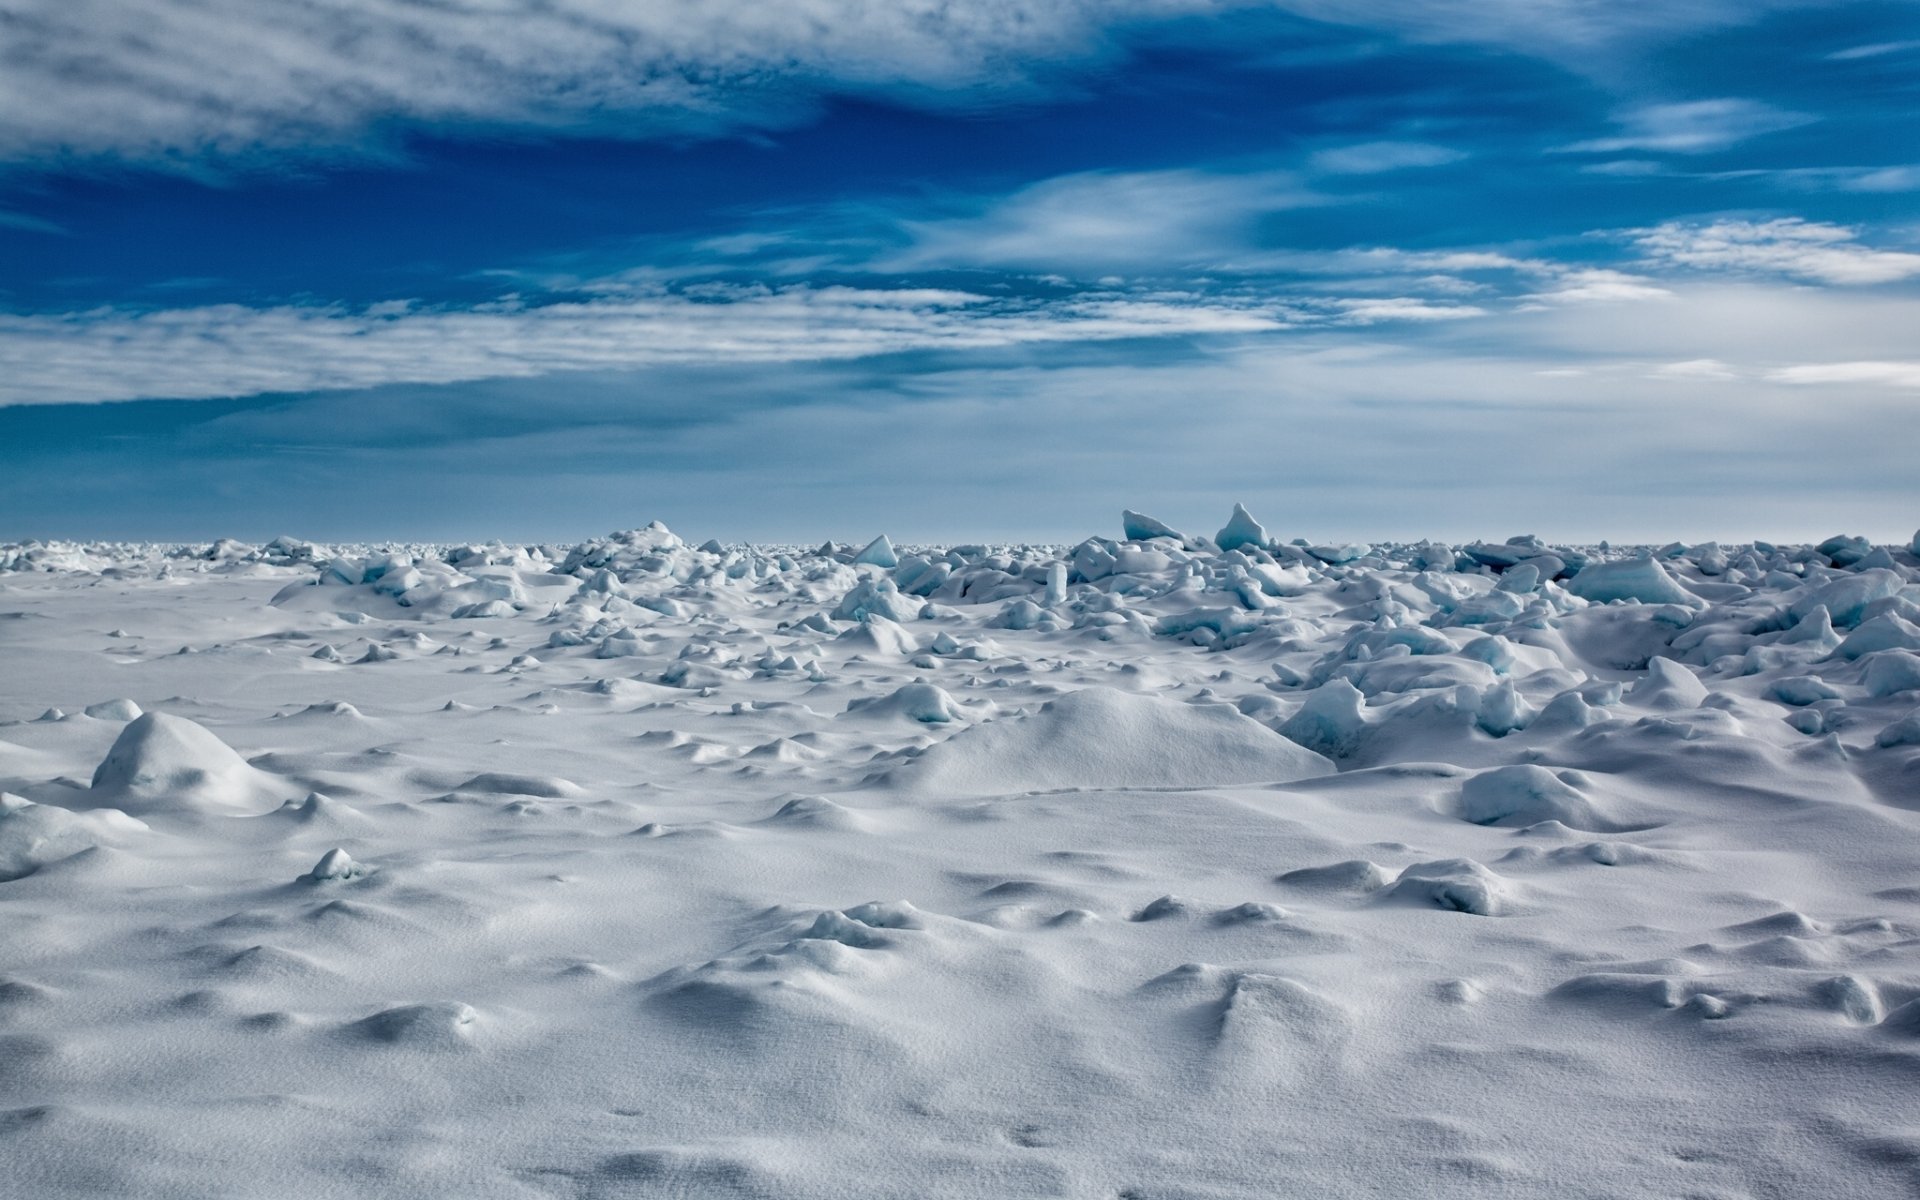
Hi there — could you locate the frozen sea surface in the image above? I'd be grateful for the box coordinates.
[2,518,1919,1198]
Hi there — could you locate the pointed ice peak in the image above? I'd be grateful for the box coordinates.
[1215,503,1267,552]
[854,534,899,568]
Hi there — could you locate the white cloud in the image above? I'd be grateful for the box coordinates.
[1524,268,1672,304]
[1838,167,1920,193]
[884,168,1322,273]
[1578,159,1667,176]
[0,1,1833,168]
[1766,361,1920,388]
[1825,40,1920,61]
[1650,358,1737,380]
[1633,218,1920,285]
[1307,141,1465,174]
[0,0,1215,165]
[0,284,1292,406]
[1326,297,1485,323]
[1564,99,1814,154]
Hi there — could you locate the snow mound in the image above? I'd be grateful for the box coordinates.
[1276,859,1390,893]
[89,712,288,816]
[1379,858,1516,916]
[843,682,964,724]
[1627,656,1708,710]
[451,772,585,798]
[893,687,1333,795]
[0,793,148,881]
[345,1001,478,1049]
[759,795,872,833]
[1457,765,1643,833]
[272,791,375,829]
[302,848,362,882]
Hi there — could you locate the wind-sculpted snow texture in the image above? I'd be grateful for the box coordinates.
[3,516,1920,1197]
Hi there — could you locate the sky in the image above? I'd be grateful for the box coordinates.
[2,0,1918,545]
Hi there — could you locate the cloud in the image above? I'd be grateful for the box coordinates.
[1325,297,1485,323]
[0,208,67,234]
[1825,40,1920,61]
[1650,358,1737,380]
[0,284,1291,406]
[1307,141,1465,174]
[1766,361,1920,388]
[0,0,1212,167]
[0,1,1840,170]
[1564,99,1814,154]
[1523,268,1673,304]
[12,304,1913,544]
[1632,218,1920,285]
[884,168,1322,273]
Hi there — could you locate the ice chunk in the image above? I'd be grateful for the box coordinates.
[1475,679,1534,736]
[1877,709,1920,749]
[1627,657,1708,710]
[831,578,920,623]
[1121,510,1185,543]
[1568,555,1698,606]
[1864,652,1920,697]
[853,535,898,568]
[1496,562,1542,594]
[1769,676,1843,706]
[1833,613,1920,660]
[1790,569,1903,629]
[1307,544,1368,565]
[1815,534,1871,567]
[1779,605,1840,647]
[1278,679,1368,758]
[1044,562,1068,606]
[1215,503,1267,552]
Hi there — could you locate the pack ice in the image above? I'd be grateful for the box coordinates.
[3,515,1920,1198]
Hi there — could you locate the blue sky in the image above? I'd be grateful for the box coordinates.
[2,0,1918,543]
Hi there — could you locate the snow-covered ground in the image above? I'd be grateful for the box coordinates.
[3,515,1919,1198]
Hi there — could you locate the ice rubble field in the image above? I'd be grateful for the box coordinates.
[4,512,1920,1200]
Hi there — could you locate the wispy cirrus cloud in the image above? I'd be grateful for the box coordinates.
[882,167,1324,273]
[1766,360,1920,387]
[1824,39,1920,61]
[1307,141,1465,174]
[0,284,1294,406]
[0,0,1214,167]
[1632,218,1920,285]
[1564,98,1814,154]
[1523,268,1673,304]
[0,0,1847,171]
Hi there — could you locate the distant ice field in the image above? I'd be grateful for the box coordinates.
[3,513,1919,1198]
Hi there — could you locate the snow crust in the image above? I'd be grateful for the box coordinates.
[3,516,1920,1197]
